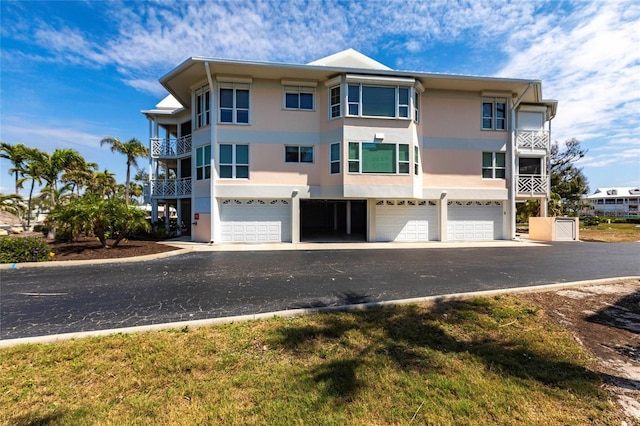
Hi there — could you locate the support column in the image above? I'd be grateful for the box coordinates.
[333,203,338,231]
[439,192,448,241]
[291,190,300,243]
[176,201,183,236]
[367,199,376,242]
[165,202,170,235]
[540,198,548,217]
[346,200,352,235]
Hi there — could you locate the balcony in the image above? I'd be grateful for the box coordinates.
[517,174,549,197]
[151,134,192,158]
[149,178,192,198]
[516,130,549,152]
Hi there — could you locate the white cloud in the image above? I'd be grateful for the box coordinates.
[496,1,640,189]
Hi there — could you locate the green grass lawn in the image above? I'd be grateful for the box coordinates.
[1,295,622,425]
[579,222,640,242]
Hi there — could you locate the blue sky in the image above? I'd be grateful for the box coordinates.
[1,0,638,196]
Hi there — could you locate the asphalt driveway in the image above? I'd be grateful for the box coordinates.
[1,242,638,340]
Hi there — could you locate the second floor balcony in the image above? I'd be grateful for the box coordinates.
[517,174,549,197]
[516,130,549,152]
[148,177,192,198]
[151,134,192,158]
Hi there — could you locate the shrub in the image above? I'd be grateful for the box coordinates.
[580,216,600,226]
[0,236,52,263]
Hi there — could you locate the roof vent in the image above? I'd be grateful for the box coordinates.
[630,188,640,195]
[607,189,617,195]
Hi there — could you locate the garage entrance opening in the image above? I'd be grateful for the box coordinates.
[300,200,366,242]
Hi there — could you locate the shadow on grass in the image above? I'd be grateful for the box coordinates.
[271,296,605,404]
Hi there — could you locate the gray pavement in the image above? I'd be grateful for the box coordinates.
[1,241,638,341]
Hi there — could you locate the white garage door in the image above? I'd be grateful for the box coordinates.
[220,199,291,242]
[376,200,438,242]
[447,201,503,241]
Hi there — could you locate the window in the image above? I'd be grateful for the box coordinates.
[284,86,314,110]
[414,91,420,122]
[348,142,410,174]
[219,144,249,179]
[518,157,541,175]
[347,84,412,119]
[414,146,420,175]
[482,152,506,179]
[330,86,341,118]
[195,145,211,180]
[285,146,314,163]
[482,97,507,130]
[195,86,210,129]
[219,83,250,124]
[330,142,340,174]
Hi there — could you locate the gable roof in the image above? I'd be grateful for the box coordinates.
[586,187,640,199]
[307,48,391,70]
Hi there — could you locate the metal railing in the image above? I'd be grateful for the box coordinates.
[517,174,549,196]
[151,134,192,158]
[149,178,192,198]
[516,130,549,151]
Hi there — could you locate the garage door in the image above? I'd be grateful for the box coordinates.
[376,200,438,242]
[220,199,291,242]
[447,201,503,241]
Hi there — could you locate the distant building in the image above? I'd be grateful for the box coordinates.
[584,187,640,216]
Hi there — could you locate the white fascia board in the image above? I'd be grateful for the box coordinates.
[281,79,318,87]
[346,74,415,86]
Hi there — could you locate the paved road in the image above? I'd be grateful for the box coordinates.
[1,242,638,340]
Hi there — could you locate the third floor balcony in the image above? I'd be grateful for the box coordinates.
[516,130,549,152]
[151,134,192,159]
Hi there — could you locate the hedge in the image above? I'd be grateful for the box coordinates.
[0,236,52,263]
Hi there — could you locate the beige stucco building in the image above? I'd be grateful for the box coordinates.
[142,49,557,243]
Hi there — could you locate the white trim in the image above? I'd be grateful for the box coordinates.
[215,75,252,84]
[324,75,342,88]
[346,74,415,86]
[281,79,317,87]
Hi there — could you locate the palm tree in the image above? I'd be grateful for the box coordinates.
[87,170,118,198]
[16,147,46,227]
[39,149,86,207]
[0,193,26,218]
[61,159,98,195]
[100,137,149,204]
[0,142,29,194]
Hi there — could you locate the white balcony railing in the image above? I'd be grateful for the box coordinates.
[516,130,549,151]
[150,178,192,198]
[151,134,192,158]
[517,174,549,196]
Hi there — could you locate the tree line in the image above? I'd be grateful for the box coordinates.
[0,138,150,248]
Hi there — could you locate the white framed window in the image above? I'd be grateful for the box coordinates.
[414,146,420,175]
[348,142,411,174]
[347,84,412,119]
[482,97,507,130]
[219,83,250,124]
[414,91,420,122]
[285,146,314,163]
[195,145,211,180]
[330,86,341,119]
[283,86,314,110]
[482,152,506,179]
[195,85,210,129]
[219,144,249,179]
[330,142,341,174]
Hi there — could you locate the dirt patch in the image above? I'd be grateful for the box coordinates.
[520,279,640,423]
[47,236,180,261]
